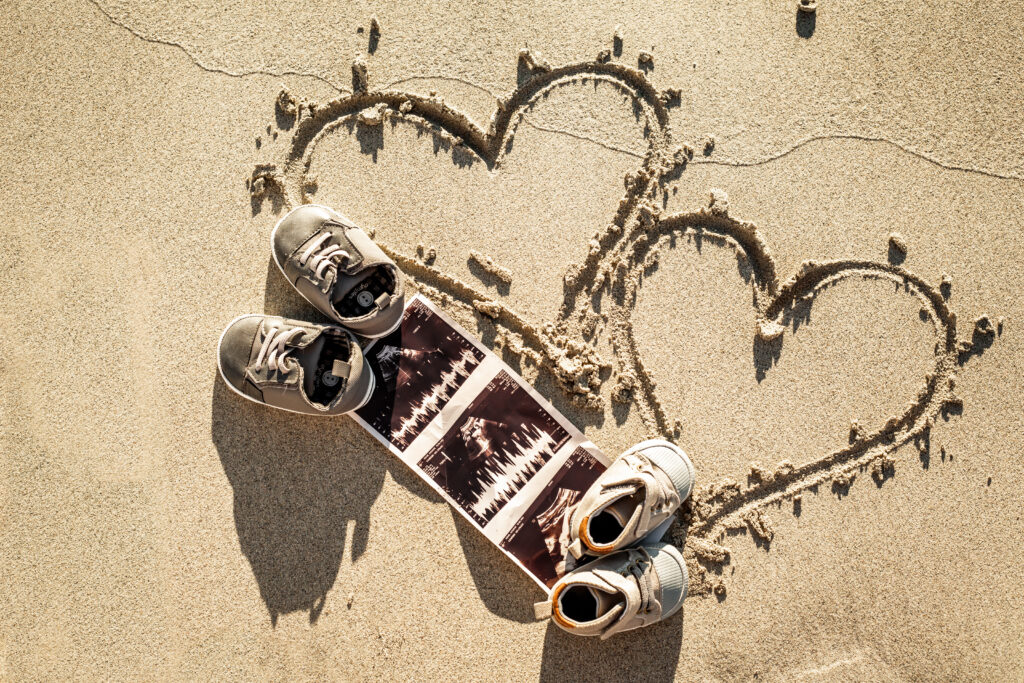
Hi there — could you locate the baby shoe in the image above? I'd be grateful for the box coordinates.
[217,314,373,415]
[535,542,688,639]
[562,439,694,561]
[271,204,405,338]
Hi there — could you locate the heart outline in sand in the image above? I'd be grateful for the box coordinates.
[251,52,985,596]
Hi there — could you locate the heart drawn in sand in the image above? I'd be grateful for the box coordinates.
[251,52,982,596]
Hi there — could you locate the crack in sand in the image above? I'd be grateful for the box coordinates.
[85,0,348,91]
[519,117,644,159]
[692,133,1024,182]
[251,53,1000,599]
[88,0,1019,182]
[381,75,502,99]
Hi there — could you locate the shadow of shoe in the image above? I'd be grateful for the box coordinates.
[451,509,545,623]
[211,375,388,626]
[538,610,684,681]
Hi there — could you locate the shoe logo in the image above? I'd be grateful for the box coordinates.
[251,52,998,598]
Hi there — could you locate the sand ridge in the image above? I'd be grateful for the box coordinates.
[249,52,1000,599]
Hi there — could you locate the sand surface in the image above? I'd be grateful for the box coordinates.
[2,1,1023,680]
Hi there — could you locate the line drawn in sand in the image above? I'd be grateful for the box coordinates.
[250,49,1001,598]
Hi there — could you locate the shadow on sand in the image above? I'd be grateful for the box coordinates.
[210,263,386,625]
[212,260,683,675]
[211,376,388,626]
[538,610,684,681]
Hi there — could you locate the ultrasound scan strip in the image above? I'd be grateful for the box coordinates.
[350,294,610,592]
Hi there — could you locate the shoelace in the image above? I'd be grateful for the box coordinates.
[254,325,305,373]
[299,232,352,279]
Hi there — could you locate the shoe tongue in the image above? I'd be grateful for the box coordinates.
[605,489,642,528]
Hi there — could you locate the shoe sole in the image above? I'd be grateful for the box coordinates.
[216,313,376,416]
[270,204,404,339]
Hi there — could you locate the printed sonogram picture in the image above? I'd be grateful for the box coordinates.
[499,447,605,586]
[418,371,571,526]
[356,297,486,450]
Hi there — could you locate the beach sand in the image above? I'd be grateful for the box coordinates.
[2,1,1022,679]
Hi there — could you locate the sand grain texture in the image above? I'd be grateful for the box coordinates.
[2,0,1023,680]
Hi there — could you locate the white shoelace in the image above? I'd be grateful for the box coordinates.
[254,326,305,373]
[299,232,352,279]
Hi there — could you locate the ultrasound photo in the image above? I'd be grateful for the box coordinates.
[418,371,571,526]
[499,447,605,587]
[355,297,486,450]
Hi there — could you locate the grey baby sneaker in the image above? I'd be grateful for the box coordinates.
[271,204,405,338]
[535,542,688,639]
[562,439,695,562]
[217,314,374,415]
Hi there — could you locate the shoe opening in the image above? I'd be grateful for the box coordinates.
[306,329,352,406]
[587,490,643,545]
[558,585,624,624]
[334,266,396,318]
[559,585,598,622]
